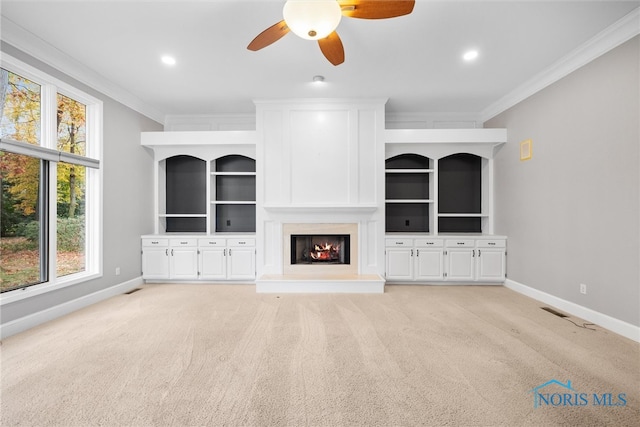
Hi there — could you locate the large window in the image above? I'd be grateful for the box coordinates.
[0,55,102,296]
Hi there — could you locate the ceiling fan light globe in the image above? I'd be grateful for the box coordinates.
[283,0,342,40]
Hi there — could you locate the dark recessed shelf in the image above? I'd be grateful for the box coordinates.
[215,204,256,232]
[166,217,207,233]
[215,155,256,173]
[213,155,256,233]
[385,154,432,233]
[386,173,429,200]
[386,203,429,233]
[438,153,481,214]
[438,217,482,233]
[166,155,206,215]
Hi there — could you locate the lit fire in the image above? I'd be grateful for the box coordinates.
[310,242,341,261]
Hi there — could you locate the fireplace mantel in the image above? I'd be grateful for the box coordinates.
[262,204,378,214]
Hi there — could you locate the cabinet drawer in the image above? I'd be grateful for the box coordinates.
[415,238,443,248]
[142,238,168,247]
[385,238,413,247]
[170,238,198,247]
[445,239,475,247]
[198,238,226,247]
[228,238,255,247]
[477,239,506,248]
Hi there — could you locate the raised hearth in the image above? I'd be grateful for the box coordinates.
[256,222,384,293]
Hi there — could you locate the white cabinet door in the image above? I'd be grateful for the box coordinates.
[142,247,169,279]
[169,239,198,280]
[227,247,255,280]
[476,249,506,282]
[446,249,475,281]
[199,248,227,280]
[386,248,413,281]
[170,247,199,280]
[415,248,444,280]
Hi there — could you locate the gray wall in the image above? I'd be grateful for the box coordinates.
[485,36,639,327]
[1,43,163,324]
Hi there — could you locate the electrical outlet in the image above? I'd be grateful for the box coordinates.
[115,267,121,276]
[580,283,587,294]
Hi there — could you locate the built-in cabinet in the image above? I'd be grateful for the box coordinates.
[385,236,506,283]
[142,236,255,281]
[140,131,257,283]
[158,154,256,234]
[385,152,490,234]
[385,238,445,281]
[384,128,507,284]
[140,111,508,287]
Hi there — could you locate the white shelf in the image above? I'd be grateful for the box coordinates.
[438,213,487,217]
[385,169,434,173]
[212,172,256,176]
[211,201,256,205]
[386,199,433,203]
[161,214,207,218]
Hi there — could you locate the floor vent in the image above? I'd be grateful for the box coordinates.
[541,307,568,318]
[125,288,142,295]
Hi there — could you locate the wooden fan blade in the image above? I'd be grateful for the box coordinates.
[247,20,290,51]
[339,0,415,19]
[318,31,345,66]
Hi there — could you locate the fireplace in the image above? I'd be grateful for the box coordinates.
[282,223,358,275]
[257,220,384,293]
[291,234,350,265]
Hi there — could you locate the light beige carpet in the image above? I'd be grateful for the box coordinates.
[1,284,638,426]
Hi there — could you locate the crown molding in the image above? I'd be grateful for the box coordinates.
[1,16,165,124]
[481,7,640,123]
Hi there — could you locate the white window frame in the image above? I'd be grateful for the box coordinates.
[0,53,103,305]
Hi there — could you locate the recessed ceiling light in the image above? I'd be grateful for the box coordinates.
[463,50,479,61]
[312,75,325,83]
[161,55,176,66]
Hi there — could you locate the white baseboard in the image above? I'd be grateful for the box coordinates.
[0,277,143,339]
[504,279,640,343]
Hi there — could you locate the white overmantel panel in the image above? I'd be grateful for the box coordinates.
[256,98,386,207]
[290,109,350,204]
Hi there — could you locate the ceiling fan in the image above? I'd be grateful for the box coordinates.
[247,0,415,66]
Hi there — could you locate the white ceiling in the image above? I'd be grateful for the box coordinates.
[1,0,639,123]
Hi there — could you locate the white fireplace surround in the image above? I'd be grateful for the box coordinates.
[283,223,358,275]
[255,209,385,293]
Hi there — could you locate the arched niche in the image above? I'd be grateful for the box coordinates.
[164,155,207,232]
[438,153,483,233]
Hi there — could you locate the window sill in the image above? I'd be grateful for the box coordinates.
[0,272,102,306]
